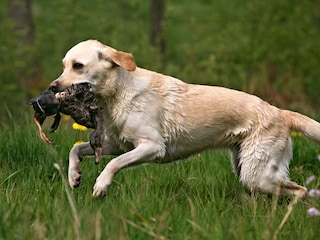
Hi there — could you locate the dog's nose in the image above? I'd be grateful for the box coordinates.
[49,81,59,93]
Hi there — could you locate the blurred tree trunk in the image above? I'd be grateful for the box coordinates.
[8,0,45,98]
[150,0,166,59]
[8,0,34,45]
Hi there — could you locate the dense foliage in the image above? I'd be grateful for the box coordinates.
[0,0,320,122]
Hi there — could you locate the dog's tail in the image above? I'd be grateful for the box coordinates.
[282,110,320,144]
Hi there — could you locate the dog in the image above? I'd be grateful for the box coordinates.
[49,39,320,198]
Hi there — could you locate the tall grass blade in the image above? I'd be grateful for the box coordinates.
[273,194,300,240]
[54,163,81,240]
[0,168,25,187]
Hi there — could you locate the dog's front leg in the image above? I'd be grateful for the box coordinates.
[68,142,93,188]
[68,137,123,188]
[92,140,164,198]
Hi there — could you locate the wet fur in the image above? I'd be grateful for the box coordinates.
[51,40,320,198]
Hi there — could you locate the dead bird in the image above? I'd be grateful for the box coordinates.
[29,83,104,163]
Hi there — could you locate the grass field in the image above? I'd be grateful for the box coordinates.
[1,1,320,238]
[1,111,320,240]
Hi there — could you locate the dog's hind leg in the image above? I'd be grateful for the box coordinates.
[68,137,122,188]
[257,138,307,198]
[239,136,307,198]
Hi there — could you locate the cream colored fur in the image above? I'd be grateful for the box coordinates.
[51,40,320,198]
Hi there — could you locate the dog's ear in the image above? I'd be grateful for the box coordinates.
[103,49,136,72]
[109,50,136,71]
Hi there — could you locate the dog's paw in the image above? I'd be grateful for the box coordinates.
[92,179,109,198]
[296,186,308,200]
[68,167,81,188]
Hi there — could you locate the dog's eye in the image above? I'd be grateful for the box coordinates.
[72,62,84,70]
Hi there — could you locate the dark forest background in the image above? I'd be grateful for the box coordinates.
[1,0,320,122]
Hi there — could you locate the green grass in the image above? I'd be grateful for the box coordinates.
[1,112,320,240]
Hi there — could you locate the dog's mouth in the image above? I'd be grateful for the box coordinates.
[50,80,94,93]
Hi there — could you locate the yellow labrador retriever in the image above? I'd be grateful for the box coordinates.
[50,40,320,198]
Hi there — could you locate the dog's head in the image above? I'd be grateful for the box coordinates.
[50,40,136,92]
